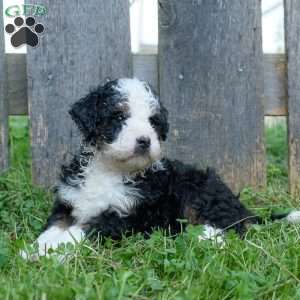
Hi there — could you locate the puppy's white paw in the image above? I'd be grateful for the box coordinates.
[198,225,225,247]
[20,225,85,261]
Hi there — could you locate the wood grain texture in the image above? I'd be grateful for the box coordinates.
[0,4,9,173]
[7,53,288,116]
[159,0,265,192]
[26,0,132,187]
[133,54,158,91]
[285,0,300,195]
[263,54,287,116]
[7,54,28,115]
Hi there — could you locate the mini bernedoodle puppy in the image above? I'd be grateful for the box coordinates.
[22,78,300,259]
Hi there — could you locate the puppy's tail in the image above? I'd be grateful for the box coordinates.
[222,211,300,236]
[270,210,300,224]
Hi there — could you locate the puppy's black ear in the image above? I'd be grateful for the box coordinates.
[159,104,169,141]
[69,91,100,144]
[144,82,169,141]
[150,103,169,141]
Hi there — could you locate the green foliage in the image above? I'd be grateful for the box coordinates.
[0,117,299,299]
[265,121,288,186]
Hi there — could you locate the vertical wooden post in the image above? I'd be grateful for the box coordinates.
[26,0,132,187]
[0,2,9,173]
[158,0,265,192]
[285,0,300,196]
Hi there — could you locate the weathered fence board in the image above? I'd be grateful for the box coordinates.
[159,0,265,192]
[0,1,297,193]
[7,53,288,116]
[132,54,158,91]
[0,3,9,173]
[285,0,300,195]
[263,54,287,116]
[26,0,132,187]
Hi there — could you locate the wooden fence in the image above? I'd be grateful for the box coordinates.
[0,0,299,194]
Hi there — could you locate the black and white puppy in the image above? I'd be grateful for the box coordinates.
[24,78,300,258]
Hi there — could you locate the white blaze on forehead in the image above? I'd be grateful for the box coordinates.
[116,78,158,117]
[105,78,162,167]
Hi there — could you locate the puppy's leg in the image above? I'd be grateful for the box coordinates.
[21,201,85,260]
[84,210,134,240]
[183,205,225,246]
[177,168,255,240]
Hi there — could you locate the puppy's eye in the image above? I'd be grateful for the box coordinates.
[113,111,126,121]
[149,114,159,127]
[118,115,126,121]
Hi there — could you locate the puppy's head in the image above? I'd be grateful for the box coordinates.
[69,78,169,172]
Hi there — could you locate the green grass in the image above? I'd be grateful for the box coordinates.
[0,117,300,299]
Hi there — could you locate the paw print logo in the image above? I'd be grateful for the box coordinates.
[5,16,44,48]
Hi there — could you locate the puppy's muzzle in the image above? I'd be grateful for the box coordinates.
[135,136,151,155]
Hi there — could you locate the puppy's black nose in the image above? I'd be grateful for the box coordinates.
[136,136,151,153]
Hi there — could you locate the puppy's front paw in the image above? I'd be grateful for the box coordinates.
[20,246,68,263]
[19,241,52,261]
[20,225,85,261]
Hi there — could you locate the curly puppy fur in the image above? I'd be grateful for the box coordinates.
[22,78,300,258]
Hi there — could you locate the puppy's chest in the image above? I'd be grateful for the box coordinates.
[59,164,140,223]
